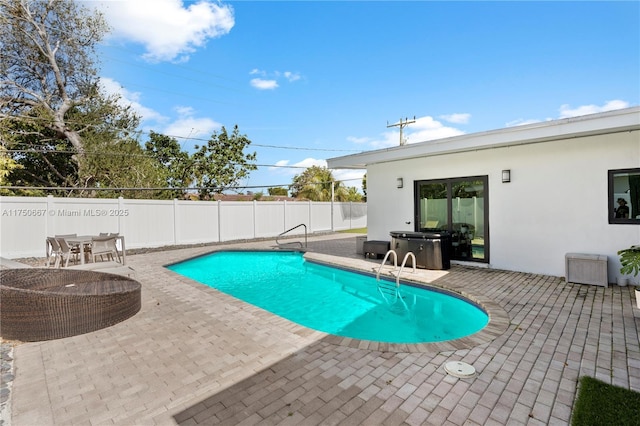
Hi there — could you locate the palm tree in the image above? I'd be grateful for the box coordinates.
[290,166,342,201]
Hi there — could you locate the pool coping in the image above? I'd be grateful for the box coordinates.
[163,247,510,354]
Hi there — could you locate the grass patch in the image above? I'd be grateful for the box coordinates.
[338,228,366,234]
[572,376,640,425]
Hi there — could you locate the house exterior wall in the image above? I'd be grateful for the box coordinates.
[366,130,640,283]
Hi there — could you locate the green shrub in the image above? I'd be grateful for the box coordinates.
[618,245,640,277]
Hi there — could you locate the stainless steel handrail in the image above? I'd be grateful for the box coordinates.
[395,252,416,287]
[376,250,398,281]
[376,250,414,310]
[276,223,307,249]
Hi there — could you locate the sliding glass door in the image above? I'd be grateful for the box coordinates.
[415,176,488,262]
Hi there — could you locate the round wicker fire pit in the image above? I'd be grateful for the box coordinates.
[0,268,141,342]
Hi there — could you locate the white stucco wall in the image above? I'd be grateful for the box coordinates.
[366,130,640,283]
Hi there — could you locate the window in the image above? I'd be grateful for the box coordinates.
[608,168,640,224]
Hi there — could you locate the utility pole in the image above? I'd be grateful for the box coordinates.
[387,116,416,146]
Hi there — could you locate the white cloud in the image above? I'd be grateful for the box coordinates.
[267,158,364,190]
[295,158,327,168]
[268,158,324,179]
[439,113,471,124]
[505,118,544,127]
[174,106,195,117]
[409,116,466,142]
[283,71,301,82]
[558,100,630,118]
[250,78,279,90]
[346,136,371,145]
[99,77,220,143]
[97,0,234,62]
[161,106,221,140]
[368,131,408,149]
[269,158,326,174]
[99,77,166,122]
[367,115,465,148]
[333,169,366,189]
[506,100,630,127]
[271,159,292,169]
[249,69,302,90]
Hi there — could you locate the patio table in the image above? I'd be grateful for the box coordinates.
[64,235,126,265]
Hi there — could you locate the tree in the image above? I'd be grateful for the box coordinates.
[345,186,363,202]
[0,145,23,195]
[191,125,257,198]
[0,0,138,193]
[268,187,288,196]
[145,131,193,199]
[2,92,160,197]
[83,136,168,199]
[290,166,345,201]
[3,118,78,195]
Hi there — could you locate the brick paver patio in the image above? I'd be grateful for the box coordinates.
[5,233,640,425]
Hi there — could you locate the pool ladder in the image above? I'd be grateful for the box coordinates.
[276,223,307,249]
[375,250,416,307]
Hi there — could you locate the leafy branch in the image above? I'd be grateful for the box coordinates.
[618,245,640,277]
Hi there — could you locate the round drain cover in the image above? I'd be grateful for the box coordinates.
[444,361,476,378]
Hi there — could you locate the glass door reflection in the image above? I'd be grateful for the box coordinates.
[451,180,485,260]
[415,176,488,262]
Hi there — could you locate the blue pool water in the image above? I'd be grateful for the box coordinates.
[167,251,488,344]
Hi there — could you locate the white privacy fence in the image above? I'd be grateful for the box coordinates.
[0,196,367,259]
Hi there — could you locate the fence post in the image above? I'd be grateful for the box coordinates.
[217,200,222,242]
[46,195,55,237]
[331,198,334,232]
[173,198,179,245]
[349,201,353,229]
[118,197,126,235]
[253,200,257,239]
[283,200,287,233]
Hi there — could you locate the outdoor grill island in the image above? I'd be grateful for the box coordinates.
[389,231,452,270]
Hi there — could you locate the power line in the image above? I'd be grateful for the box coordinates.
[2,115,361,153]
[4,147,356,161]
[100,52,247,94]
[154,134,360,152]
[2,6,361,159]
[0,176,364,193]
[3,148,321,170]
[0,51,246,109]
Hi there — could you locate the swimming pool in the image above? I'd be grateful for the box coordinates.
[167,250,488,344]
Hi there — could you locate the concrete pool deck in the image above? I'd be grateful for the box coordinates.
[4,233,640,425]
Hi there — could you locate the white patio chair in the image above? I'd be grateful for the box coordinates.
[90,235,121,263]
[56,237,80,267]
[56,234,80,248]
[46,237,62,268]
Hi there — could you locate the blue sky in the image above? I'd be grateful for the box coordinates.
[93,0,640,192]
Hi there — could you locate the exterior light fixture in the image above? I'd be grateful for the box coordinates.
[502,169,511,183]
[397,177,403,188]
